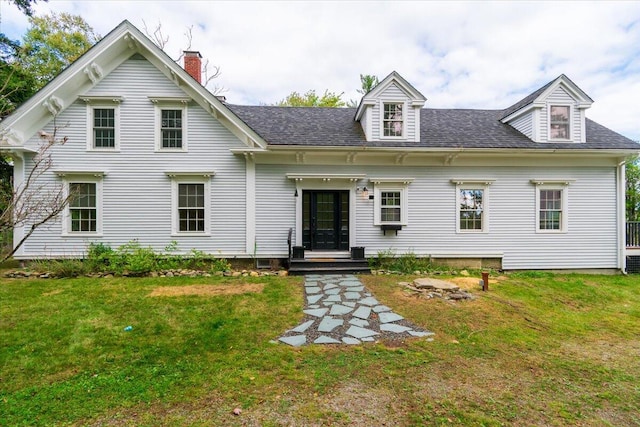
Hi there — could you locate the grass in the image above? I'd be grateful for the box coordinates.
[1,272,639,426]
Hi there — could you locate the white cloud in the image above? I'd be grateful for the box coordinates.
[3,0,639,140]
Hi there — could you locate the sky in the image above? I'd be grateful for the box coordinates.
[1,0,639,141]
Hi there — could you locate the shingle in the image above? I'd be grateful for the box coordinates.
[227,104,639,150]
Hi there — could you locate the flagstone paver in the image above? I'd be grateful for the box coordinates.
[278,274,434,346]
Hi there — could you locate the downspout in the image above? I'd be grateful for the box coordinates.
[617,160,627,274]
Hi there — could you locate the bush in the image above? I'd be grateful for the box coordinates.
[27,240,236,277]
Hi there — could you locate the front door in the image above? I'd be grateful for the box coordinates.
[302,190,349,251]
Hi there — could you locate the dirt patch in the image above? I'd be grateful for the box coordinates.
[450,276,504,290]
[42,289,64,296]
[149,283,264,297]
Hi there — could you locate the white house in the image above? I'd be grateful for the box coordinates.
[1,20,639,272]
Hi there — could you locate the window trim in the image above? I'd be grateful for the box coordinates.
[379,100,407,139]
[152,100,188,152]
[532,181,570,233]
[455,183,489,234]
[170,175,211,236]
[373,181,410,226]
[548,104,572,141]
[61,175,104,237]
[83,98,121,151]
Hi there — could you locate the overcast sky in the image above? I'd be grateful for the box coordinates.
[2,0,639,141]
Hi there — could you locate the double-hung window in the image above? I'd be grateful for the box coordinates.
[93,108,115,148]
[161,109,183,149]
[459,188,484,231]
[539,189,563,231]
[380,191,401,222]
[82,96,122,151]
[178,183,205,232]
[452,180,492,233]
[151,98,189,151]
[167,172,213,235]
[70,183,97,232]
[382,102,404,137]
[372,179,412,226]
[549,105,570,140]
[59,172,105,236]
[532,180,570,233]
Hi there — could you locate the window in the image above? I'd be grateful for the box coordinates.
[82,97,121,151]
[539,189,562,230]
[151,98,189,151]
[382,102,403,137]
[178,183,204,232]
[168,173,212,235]
[549,105,570,140]
[161,109,183,149]
[69,183,97,232]
[459,188,484,231]
[372,179,412,226]
[380,191,401,222]
[93,108,115,148]
[532,181,570,233]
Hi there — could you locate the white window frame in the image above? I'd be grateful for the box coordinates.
[82,97,122,151]
[169,174,212,236]
[372,179,412,226]
[61,174,104,237]
[455,183,489,233]
[151,98,189,152]
[548,104,572,142]
[379,101,407,139]
[532,181,570,233]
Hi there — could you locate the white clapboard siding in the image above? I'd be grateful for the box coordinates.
[19,58,248,257]
[510,113,533,139]
[541,86,582,142]
[255,163,619,269]
[370,82,416,141]
[254,164,298,255]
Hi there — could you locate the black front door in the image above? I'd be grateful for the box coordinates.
[302,190,349,251]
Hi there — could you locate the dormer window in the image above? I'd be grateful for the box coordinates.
[549,105,570,140]
[383,102,403,137]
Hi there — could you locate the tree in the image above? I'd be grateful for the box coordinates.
[357,74,379,95]
[142,21,222,92]
[7,0,47,16]
[347,73,379,107]
[19,12,100,89]
[0,124,74,260]
[1,34,37,116]
[626,157,640,222]
[277,89,346,107]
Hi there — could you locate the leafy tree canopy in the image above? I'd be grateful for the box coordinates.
[19,12,100,89]
[626,157,640,222]
[9,0,46,16]
[277,89,345,107]
[0,34,37,116]
[357,74,379,95]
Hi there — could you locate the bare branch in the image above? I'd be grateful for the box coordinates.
[142,19,169,50]
[0,119,73,261]
[140,20,222,89]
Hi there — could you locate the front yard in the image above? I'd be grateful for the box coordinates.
[1,271,639,426]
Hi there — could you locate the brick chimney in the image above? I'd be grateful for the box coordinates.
[183,51,202,84]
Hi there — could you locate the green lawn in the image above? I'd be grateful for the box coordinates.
[1,272,639,426]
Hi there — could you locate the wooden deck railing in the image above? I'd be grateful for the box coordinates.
[627,222,640,248]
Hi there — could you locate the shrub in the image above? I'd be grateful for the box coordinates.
[110,240,157,276]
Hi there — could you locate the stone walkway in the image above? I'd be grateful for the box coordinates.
[278,274,434,346]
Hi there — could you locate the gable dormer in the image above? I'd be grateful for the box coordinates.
[355,71,426,143]
[501,75,593,143]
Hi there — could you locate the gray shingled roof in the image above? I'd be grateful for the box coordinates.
[500,74,595,120]
[227,104,639,150]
